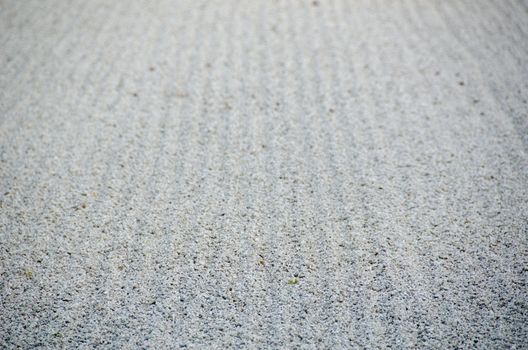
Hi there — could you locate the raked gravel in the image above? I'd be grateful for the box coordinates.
[1,0,527,348]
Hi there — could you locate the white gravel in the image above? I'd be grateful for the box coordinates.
[1,0,527,348]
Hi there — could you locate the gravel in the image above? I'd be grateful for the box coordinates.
[1,0,527,348]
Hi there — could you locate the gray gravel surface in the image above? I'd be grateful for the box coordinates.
[1,0,527,348]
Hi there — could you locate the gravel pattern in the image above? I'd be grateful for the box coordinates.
[1,0,527,348]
